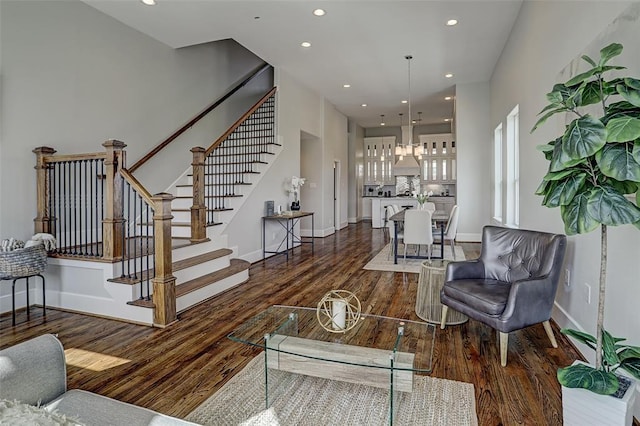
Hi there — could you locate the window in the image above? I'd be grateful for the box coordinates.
[493,123,503,223]
[506,105,519,227]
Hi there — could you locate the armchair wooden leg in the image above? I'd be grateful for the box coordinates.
[542,320,558,348]
[440,306,448,329]
[499,332,508,367]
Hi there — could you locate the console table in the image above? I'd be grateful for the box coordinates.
[262,211,314,260]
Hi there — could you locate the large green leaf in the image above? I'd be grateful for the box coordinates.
[606,100,640,115]
[550,138,586,172]
[599,43,623,66]
[577,81,603,107]
[581,54,597,67]
[543,174,586,207]
[562,115,607,159]
[617,84,640,108]
[625,77,640,90]
[586,186,640,226]
[606,178,638,195]
[531,107,568,133]
[543,169,579,181]
[605,116,640,142]
[535,179,550,196]
[546,90,564,104]
[633,141,640,163]
[562,329,597,349]
[597,143,640,182]
[602,330,621,367]
[562,192,600,235]
[557,364,619,395]
[620,357,640,379]
[536,143,555,153]
[566,68,599,87]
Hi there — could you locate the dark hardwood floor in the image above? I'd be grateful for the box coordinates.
[1,221,584,425]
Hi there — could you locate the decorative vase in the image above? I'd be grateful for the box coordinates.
[562,361,637,426]
[291,201,300,211]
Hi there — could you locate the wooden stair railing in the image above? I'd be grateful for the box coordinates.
[190,86,277,241]
[128,62,272,174]
[34,141,176,326]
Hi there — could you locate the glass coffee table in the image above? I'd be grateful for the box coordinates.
[228,305,435,425]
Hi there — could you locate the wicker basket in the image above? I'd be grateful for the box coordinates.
[0,245,47,280]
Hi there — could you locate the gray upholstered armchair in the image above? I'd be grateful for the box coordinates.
[440,225,567,366]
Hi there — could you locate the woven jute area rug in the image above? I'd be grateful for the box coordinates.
[363,244,466,274]
[186,354,477,426]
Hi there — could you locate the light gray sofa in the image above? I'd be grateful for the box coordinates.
[0,334,199,426]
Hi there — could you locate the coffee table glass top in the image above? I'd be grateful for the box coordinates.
[228,305,436,373]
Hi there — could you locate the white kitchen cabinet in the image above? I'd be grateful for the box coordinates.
[362,197,372,219]
[419,134,456,183]
[364,136,396,184]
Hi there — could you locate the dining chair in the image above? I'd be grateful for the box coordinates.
[433,205,459,259]
[386,205,403,259]
[423,202,436,213]
[403,209,433,262]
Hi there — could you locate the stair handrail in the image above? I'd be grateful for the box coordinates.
[190,86,277,241]
[128,62,272,174]
[204,86,277,156]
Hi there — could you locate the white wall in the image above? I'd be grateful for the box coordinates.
[455,82,491,242]
[491,1,640,411]
[225,69,349,260]
[0,0,263,239]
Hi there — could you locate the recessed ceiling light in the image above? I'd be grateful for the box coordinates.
[343,84,351,88]
[313,8,326,17]
[381,123,386,126]
[141,0,156,5]
[401,100,408,104]
[301,41,311,48]
[445,96,452,100]
[444,118,452,122]
[446,19,458,26]
[361,103,367,107]
[445,73,454,78]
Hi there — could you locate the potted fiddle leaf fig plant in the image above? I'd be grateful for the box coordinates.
[532,42,640,424]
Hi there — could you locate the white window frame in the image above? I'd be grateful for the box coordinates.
[493,123,503,224]
[506,105,520,228]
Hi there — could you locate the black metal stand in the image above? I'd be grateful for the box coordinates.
[5,274,46,326]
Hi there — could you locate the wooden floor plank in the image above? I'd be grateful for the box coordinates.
[1,221,597,424]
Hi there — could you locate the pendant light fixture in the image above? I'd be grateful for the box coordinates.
[393,54,421,176]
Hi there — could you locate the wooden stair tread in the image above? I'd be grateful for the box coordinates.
[176,259,250,298]
[127,298,154,308]
[110,248,231,285]
[173,248,232,272]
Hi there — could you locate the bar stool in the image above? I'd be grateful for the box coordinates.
[0,245,48,325]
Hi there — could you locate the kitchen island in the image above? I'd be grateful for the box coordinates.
[371,197,418,228]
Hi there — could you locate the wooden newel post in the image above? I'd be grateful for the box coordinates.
[190,147,207,242]
[151,192,177,326]
[33,146,57,234]
[102,140,127,261]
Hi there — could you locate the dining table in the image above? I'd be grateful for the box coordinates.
[389,209,449,264]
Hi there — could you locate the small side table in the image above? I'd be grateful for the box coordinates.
[416,259,468,325]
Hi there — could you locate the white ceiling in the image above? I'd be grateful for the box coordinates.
[83,0,522,128]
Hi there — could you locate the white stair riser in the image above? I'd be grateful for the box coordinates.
[173,257,231,283]
[172,198,193,210]
[171,226,191,238]
[176,270,249,313]
[172,210,191,222]
[172,237,228,262]
[176,186,193,197]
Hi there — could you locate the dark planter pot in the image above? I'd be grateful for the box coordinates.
[291,201,301,211]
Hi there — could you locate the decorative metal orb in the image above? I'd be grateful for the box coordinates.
[316,290,361,333]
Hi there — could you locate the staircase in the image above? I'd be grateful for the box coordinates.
[32,80,279,326]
